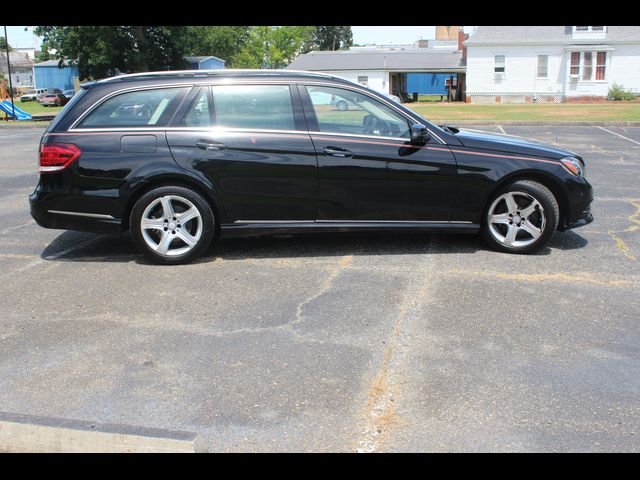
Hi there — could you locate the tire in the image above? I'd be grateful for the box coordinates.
[336,100,348,111]
[481,180,559,254]
[129,186,215,265]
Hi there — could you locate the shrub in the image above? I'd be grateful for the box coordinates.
[608,83,637,101]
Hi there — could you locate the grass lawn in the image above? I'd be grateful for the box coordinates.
[406,102,640,122]
[12,100,64,116]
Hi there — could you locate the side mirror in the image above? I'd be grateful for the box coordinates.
[410,124,429,145]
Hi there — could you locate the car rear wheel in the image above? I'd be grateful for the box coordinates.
[130,186,215,265]
[481,180,559,254]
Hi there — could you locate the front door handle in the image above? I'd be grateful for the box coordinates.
[196,140,227,151]
[323,146,353,158]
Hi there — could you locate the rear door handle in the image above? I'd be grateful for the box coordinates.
[323,146,353,158]
[196,140,227,151]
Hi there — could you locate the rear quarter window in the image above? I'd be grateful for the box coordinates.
[77,87,189,129]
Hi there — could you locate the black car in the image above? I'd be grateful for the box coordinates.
[30,70,593,264]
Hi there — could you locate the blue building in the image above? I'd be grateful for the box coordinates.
[406,73,458,96]
[183,56,225,70]
[33,59,79,91]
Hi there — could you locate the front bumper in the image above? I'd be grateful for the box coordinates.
[558,176,594,231]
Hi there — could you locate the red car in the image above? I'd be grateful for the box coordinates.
[38,93,69,107]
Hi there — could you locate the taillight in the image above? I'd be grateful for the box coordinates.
[39,143,81,173]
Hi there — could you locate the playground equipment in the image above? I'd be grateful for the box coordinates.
[1,79,32,121]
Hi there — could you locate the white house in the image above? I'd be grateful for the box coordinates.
[286,48,465,100]
[464,26,640,103]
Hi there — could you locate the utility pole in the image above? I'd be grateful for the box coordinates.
[3,26,16,120]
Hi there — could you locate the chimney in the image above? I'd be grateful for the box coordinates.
[436,26,460,40]
[458,28,469,64]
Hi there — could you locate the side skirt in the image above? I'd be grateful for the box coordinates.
[220,220,480,238]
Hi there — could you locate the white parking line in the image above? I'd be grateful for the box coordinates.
[595,126,640,146]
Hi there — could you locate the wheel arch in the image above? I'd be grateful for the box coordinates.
[121,173,225,233]
[487,170,569,228]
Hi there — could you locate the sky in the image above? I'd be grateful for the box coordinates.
[2,26,478,49]
[352,26,476,45]
[2,26,39,48]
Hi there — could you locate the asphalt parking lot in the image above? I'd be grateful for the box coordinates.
[0,125,638,452]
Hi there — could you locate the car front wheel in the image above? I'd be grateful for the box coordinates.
[481,180,559,254]
[130,186,215,264]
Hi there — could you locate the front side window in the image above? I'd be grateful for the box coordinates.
[79,87,188,128]
[305,85,411,138]
[211,84,295,131]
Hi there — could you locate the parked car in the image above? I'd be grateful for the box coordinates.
[63,90,76,99]
[20,88,47,102]
[30,70,593,264]
[37,88,63,100]
[384,93,402,103]
[38,92,69,107]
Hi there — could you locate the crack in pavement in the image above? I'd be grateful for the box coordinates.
[356,240,434,453]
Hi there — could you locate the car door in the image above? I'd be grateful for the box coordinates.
[166,83,318,223]
[300,84,458,222]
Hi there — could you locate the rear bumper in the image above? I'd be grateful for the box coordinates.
[29,182,124,234]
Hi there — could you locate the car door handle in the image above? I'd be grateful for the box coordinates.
[196,140,227,151]
[323,146,353,158]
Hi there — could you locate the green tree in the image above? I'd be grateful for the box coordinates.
[304,26,353,52]
[33,26,190,79]
[234,26,314,69]
[0,36,11,51]
[35,47,51,63]
[183,26,251,67]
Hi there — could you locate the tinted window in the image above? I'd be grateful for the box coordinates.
[79,87,189,128]
[183,88,211,127]
[306,85,411,138]
[212,85,295,131]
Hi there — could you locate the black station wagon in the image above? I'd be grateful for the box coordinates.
[30,70,593,264]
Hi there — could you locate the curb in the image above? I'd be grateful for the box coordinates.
[0,412,197,453]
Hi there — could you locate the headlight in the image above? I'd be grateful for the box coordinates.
[561,156,584,177]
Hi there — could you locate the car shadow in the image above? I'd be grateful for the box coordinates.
[40,228,589,264]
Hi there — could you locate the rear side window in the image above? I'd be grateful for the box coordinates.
[78,87,189,128]
[212,85,295,131]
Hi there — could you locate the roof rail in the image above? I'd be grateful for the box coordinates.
[96,69,346,84]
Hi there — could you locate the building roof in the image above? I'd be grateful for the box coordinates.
[286,49,465,72]
[0,51,34,69]
[465,26,640,45]
[183,55,225,64]
[34,59,76,68]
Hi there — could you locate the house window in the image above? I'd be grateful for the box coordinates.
[494,55,505,74]
[537,55,549,78]
[570,51,608,81]
[582,51,593,81]
[357,76,368,87]
[570,52,580,76]
[596,52,607,80]
[574,26,607,33]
